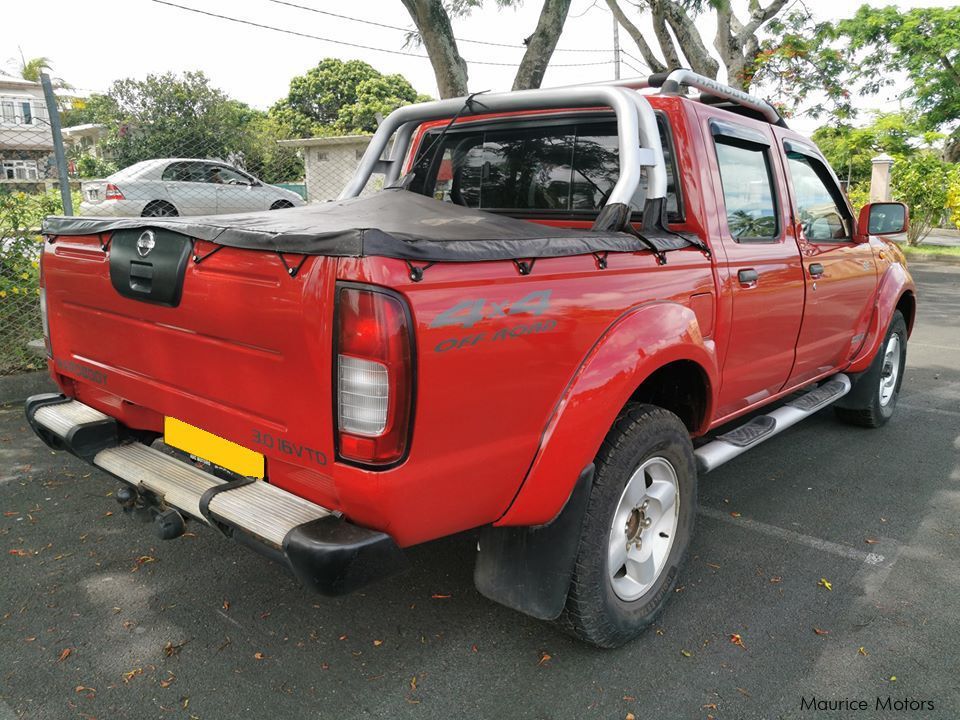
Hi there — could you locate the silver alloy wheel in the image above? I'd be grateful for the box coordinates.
[607,456,680,601]
[878,334,902,407]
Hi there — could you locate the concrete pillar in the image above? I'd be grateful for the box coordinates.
[870,153,894,202]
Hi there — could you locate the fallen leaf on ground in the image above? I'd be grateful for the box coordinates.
[865,538,879,544]
[410,676,418,691]
[730,512,742,518]
[320,662,329,670]
[431,593,451,599]
[221,600,230,611]
[736,687,752,698]
[122,667,143,683]
[680,649,692,657]
[705,562,721,570]
[813,628,830,636]
[74,686,95,694]
[889,675,897,682]
[703,703,718,710]
[626,713,636,720]
[163,640,188,657]
[769,576,783,584]
[57,648,72,662]
[471,644,478,653]
[160,673,176,689]
[858,646,869,656]
[623,695,636,701]
[818,578,833,591]
[254,652,266,660]
[8,549,29,557]
[373,640,383,647]
[730,634,746,649]
[338,634,348,641]
[537,652,552,666]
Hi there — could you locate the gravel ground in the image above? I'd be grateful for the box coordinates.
[1,262,958,720]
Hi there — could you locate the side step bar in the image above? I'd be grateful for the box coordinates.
[25,394,406,595]
[694,375,851,473]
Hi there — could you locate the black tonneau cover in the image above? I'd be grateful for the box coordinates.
[43,189,693,263]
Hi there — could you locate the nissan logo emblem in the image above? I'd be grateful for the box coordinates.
[137,230,156,258]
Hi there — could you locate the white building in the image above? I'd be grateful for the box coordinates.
[278,135,378,203]
[0,72,55,187]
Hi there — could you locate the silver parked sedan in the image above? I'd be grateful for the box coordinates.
[79,158,305,217]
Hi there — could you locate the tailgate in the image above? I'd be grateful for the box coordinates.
[43,228,337,473]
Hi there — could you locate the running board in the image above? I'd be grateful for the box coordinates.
[694,375,851,473]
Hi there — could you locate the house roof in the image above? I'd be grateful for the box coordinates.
[277,134,372,148]
[0,72,41,91]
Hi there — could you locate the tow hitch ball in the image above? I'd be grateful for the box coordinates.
[115,485,186,540]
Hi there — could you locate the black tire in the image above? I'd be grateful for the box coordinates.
[834,310,907,428]
[270,200,295,210]
[557,404,697,648]
[141,200,178,218]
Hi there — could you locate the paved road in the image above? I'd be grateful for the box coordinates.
[2,263,958,720]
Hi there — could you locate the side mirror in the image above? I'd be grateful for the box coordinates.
[857,202,909,238]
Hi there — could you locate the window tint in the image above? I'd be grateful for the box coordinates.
[715,140,778,240]
[162,161,206,182]
[411,116,680,217]
[785,153,850,241]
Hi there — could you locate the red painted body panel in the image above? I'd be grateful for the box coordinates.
[41,94,915,545]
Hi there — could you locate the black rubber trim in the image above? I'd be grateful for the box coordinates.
[63,419,118,461]
[473,463,595,621]
[282,515,408,596]
[198,477,257,531]
[716,415,777,448]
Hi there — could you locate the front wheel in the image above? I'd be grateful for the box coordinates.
[835,310,907,428]
[557,404,697,648]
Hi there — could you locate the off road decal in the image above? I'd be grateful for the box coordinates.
[431,290,557,353]
[251,429,327,466]
[57,358,108,386]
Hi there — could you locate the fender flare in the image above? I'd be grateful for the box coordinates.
[495,300,718,527]
[846,262,915,375]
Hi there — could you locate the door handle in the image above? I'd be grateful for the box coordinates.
[737,268,759,286]
[809,263,824,278]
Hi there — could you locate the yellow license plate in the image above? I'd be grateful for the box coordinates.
[164,417,264,479]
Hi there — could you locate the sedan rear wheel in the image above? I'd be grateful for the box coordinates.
[141,200,178,218]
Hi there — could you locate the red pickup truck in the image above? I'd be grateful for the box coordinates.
[29,70,914,647]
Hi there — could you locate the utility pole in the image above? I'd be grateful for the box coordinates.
[612,13,621,80]
[40,73,73,216]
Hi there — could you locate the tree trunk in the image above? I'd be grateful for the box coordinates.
[648,0,682,72]
[512,0,574,90]
[605,0,666,74]
[400,0,469,98]
[659,1,719,78]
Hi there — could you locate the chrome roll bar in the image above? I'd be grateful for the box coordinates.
[339,85,668,207]
[659,69,782,125]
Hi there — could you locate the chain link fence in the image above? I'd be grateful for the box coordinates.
[0,71,379,374]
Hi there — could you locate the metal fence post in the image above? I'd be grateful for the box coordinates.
[40,73,73,216]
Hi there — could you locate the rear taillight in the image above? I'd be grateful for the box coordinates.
[105,183,125,200]
[336,285,413,466]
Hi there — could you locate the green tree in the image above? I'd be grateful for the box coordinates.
[272,59,429,136]
[811,112,937,186]
[835,5,960,160]
[13,54,72,89]
[890,153,957,245]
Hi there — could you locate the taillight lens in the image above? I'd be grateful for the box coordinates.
[105,183,125,200]
[336,285,413,465]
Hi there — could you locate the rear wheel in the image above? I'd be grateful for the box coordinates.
[270,200,295,210]
[557,404,696,648]
[141,200,178,217]
[835,310,907,428]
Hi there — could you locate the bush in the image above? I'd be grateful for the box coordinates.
[890,153,958,245]
[0,189,77,374]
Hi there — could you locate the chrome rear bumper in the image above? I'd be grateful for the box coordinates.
[25,393,406,595]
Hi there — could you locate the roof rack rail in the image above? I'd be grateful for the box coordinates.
[586,69,785,128]
[657,69,785,127]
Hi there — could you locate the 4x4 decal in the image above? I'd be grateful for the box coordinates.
[431,290,557,353]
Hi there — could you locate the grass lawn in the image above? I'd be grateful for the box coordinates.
[899,243,960,259]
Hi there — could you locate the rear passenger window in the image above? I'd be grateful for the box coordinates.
[410,115,681,220]
[714,141,778,240]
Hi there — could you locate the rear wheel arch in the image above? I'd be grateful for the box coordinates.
[627,359,711,435]
[141,200,178,217]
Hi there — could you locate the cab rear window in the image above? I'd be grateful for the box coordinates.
[409,114,681,220]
